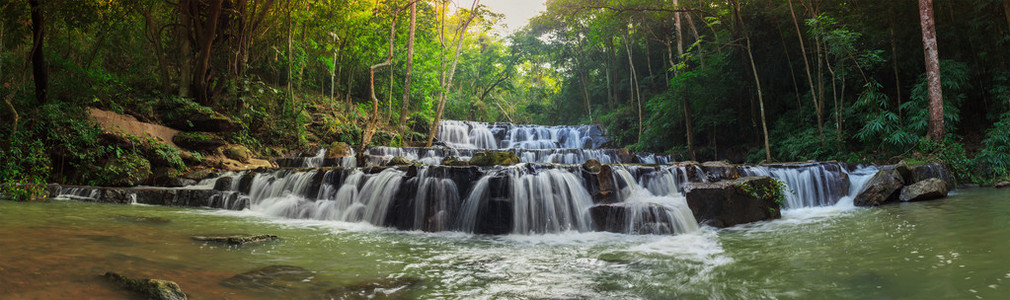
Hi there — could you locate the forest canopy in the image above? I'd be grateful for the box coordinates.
[1,0,1009,194]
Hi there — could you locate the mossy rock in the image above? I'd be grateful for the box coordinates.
[469,151,520,166]
[442,156,470,166]
[223,145,253,163]
[158,97,241,133]
[385,156,413,166]
[192,234,279,245]
[181,169,213,181]
[326,142,351,158]
[102,153,152,187]
[172,132,227,151]
[104,272,187,300]
[582,159,602,173]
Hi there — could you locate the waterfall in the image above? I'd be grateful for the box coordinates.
[739,163,850,209]
[509,168,596,234]
[602,167,699,234]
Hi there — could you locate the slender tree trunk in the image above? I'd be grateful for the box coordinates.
[139,7,171,92]
[675,0,696,161]
[890,3,903,119]
[815,29,826,145]
[575,33,593,121]
[777,21,802,111]
[427,0,480,147]
[398,1,417,130]
[177,0,194,98]
[194,0,225,105]
[331,34,338,101]
[345,66,354,112]
[286,0,293,112]
[29,0,48,104]
[736,0,771,162]
[623,31,643,144]
[686,12,704,68]
[1004,0,1010,33]
[787,0,821,142]
[919,0,944,141]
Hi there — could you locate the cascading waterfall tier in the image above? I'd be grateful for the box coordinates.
[437,120,610,149]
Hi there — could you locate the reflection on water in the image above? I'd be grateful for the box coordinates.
[1,188,1008,299]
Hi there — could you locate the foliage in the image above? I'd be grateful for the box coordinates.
[0,131,52,201]
[740,178,789,206]
[975,112,1010,180]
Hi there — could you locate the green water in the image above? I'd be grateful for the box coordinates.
[1,188,1008,299]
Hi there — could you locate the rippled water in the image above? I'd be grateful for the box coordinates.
[1,188,1008,299]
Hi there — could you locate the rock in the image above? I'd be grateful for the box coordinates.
[159,99,241,133]
[699,161,739,181]
[854,166,907,206]
[179,151,203,166]
[325,142,352,159]
[103,153,152,187]
[582,159,602,173]
[910,163,952,186]
[996,181,1010,189]
[442,156,470,166]
[223,145,253,163]
[181,169,214,181]
[237,172,258,194]
[615,148,639,164]
[894,160,914,185]
[172,132,228,151]
[684,176,782,228]
[385,156,413,166]
[104,272,187,300]
[594,165,617,204]
[589,202,684,234]
[191,234,278,245]
[469,151,520,166]
[900,178,949,202]
[220,265,315,291]
[213,177,234,191]
[113,215,171,224]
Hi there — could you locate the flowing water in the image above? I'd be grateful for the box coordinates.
[2,188,1008,299]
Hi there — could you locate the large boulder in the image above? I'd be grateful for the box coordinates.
[159,98,241,133]
[910,163,952,186]
[469,151,520,166]
[700,161,739,181]
[854,165,908,206]
[900,178,949,202]
[684,176,782,228]
[582,159,602,173]
[172,132,227,151]
[615,149,639,164]
[104,272,187,300]
[385,156,413,166]
[223,145,253,163]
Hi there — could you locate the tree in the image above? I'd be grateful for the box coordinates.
[426,0,481,147]
[918,0,944,141]
[398,0,417,130]
[29,0,47,104]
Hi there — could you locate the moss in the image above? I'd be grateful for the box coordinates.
[103,272,187,300]
[385,156,413,166]
[469,151,520,166]
[223,145,252,162]
[442,156,470,166]
[172,132,227,151]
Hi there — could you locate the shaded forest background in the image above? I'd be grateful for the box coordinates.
[1,0,1008,195]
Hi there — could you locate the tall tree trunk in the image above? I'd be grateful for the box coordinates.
[29,0,48,104]
[890,2,903,119]
[139,6,171,92]
[426,0,480,147]
[736,0,771,162]
[193,0,225,106]
[575,33,593,121]
[177,0,194,98]
[286,0,293,112]
[787,0,821,142]
[623,31,643,144]
[361,3,401,154]
[675,0,696,161]
[398,1,417,130]
[919,0,944,141]
[331,33,338,102]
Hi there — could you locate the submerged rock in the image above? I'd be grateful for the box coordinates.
[684,176,782,228]
[191,234,278,245]
[854,166,907,206]
[220,265,315,291]
[113,215,171,224]
[104,272,187,300]
[469,151,520,166]
[996,181,1010,189]
[900,178,949,202]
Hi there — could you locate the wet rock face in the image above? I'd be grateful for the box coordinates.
[854,165,908,206]
[900,178,949,202]
[191,234,278,245]
[104,272,187,300]
[582,159,602,173]
[684,176,782,228]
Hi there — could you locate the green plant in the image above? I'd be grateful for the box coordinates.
[740,178,789,206]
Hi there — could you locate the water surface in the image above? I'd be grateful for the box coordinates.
[1,188,1008,299]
